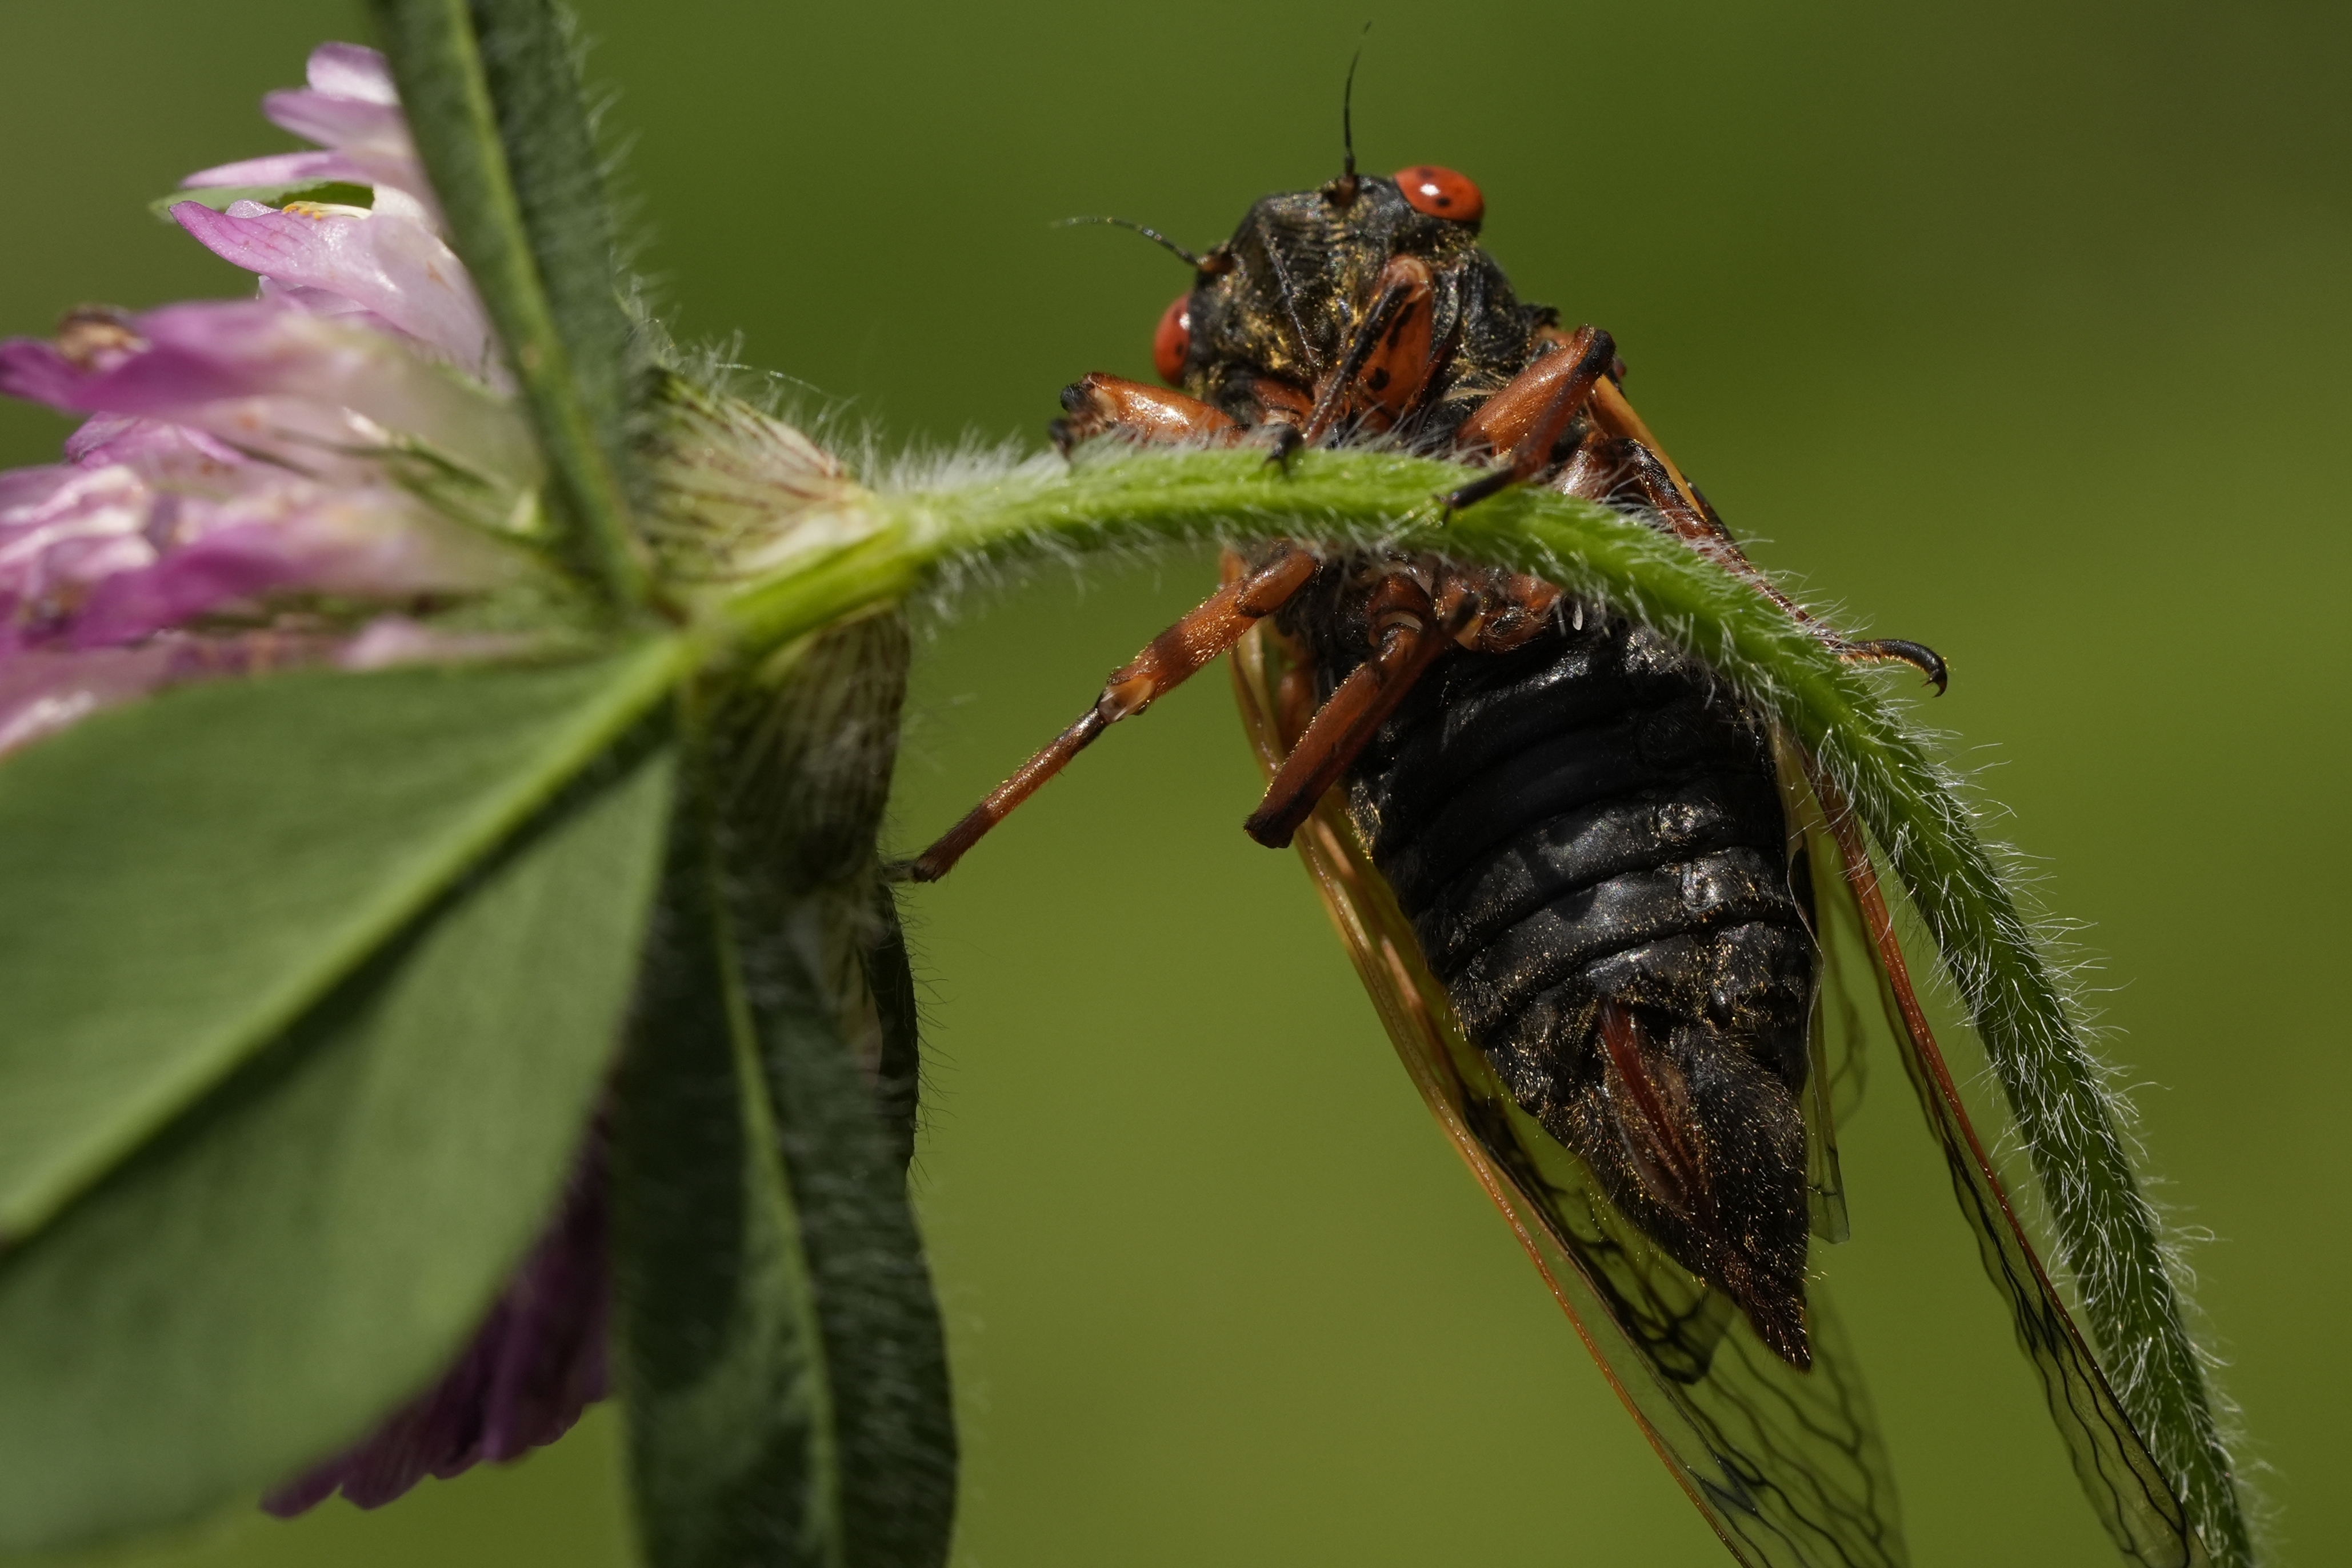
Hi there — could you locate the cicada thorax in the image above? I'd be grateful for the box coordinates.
[1179,177,1552,446]
[1278,556,1821,1365]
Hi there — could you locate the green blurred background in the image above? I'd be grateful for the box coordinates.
[4,1,2345,1563]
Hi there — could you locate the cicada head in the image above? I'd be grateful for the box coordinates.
[1169,166,1551,446]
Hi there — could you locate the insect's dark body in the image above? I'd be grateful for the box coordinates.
[1187,173,1823,1354]
[1279,571,1818,1355]
[932,169,1895,1364]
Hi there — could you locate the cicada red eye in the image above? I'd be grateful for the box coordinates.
[1394,165,1484,224]
[1153,293,1191,385]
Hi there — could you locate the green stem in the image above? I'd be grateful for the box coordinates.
[369,0,649,614]
[703,443,2245,1562]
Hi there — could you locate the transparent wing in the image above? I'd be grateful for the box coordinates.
[1233,622,1907,1568]
[1771,731,2203,1568]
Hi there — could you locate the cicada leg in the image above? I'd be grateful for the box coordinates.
[902,542,1321,881]
[1243,569,1454,848]
[1299,254,1439,444]
[1679,465,1944,688]
[1049,373,1243,455]
[1050,371,1325,470]
[1242,562,1563,849]
[1440,323,1619,511]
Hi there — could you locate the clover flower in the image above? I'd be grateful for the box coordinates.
[0,41,607,1511]
[0,43,545,761]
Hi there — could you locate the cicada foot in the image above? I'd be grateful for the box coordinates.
[1836,637,1949,695]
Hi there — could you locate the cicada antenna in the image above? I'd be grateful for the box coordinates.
[1329,23,1371,208]
[1053,215,1202,267]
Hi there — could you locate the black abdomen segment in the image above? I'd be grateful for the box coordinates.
[1323,612,1819,1326]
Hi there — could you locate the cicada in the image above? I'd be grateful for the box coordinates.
[904,147,2205,1567]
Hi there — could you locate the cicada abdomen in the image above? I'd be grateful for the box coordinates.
[1286,577,1820,1366]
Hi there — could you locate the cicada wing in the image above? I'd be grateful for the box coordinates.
[1774,735,2203,1568]
[1770,738,1863,1247]
[1233,622,1909,1568]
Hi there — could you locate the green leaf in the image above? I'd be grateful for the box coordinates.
[149,181,375,221]
[615,615,955,1568]
[0,640,681,1241]
[369,0,648,610]
[0,738,673,1550]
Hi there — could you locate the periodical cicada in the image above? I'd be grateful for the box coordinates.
[901,127,2211,1568]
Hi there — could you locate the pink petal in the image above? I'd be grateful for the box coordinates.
[255,45,434,218]
[63,490,518,650]
[262,90,406,160]
[169,203,497,376]
[0,342,83,409]
[2,440,518,652]
[0,465,158,644]
[61,525,303,649]
[177,41,441,245]
[0,634,341,759]
[0,647,178,756]
[337,617,538,670]
[304,42,398,105]
[62,415,247,472]
[252,278,403,337]
[182,150,369,190]
[1,301,532,488]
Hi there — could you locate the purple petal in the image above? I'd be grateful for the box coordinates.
[251,45,435,219]
[64,491,515,650]
[0,341,89,409]
[62,415,246,471]
[0,463,158,644]
[0,647,173,755]
[0,616,542,762]
[263,1135,610,1517]
[2,301,531,486]
[3,442,517,653]
[303,42,399,106]
[1,303,287,413]
[62,523,320,648]
[337,617,539,670]
[262,91,406,161]
[255,277,387,322]
[169,203,497,375]
[0,635,341,758]
[182,150,369,190]
[176,42,439,239]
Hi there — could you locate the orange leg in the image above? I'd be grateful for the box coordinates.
[1299,254,1439,444]
[1441,323,1620,512]
[903,543,1321,881]
[1049,374,1243,455]
[1242,567,1482,848]
[1049,370,1326,467]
